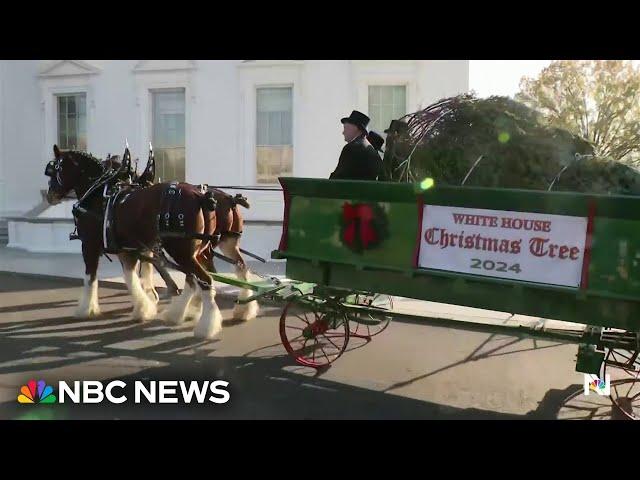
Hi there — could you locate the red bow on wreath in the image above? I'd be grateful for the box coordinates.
[342,203,378,249]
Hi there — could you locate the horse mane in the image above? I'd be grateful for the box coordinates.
[66,150,106,176]
[105,156,121,169]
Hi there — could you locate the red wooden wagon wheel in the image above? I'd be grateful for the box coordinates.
[346,293,394,339]
[558,346,640,420]
[557,387,623,420]
[601,347,640,420]
[279,294,350,368]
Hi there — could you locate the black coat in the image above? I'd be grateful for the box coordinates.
[329,135,382,180]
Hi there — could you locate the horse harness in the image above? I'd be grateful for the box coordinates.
[157,183,247,247]
[64,144,250,261]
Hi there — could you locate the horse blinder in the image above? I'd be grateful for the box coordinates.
[44,160,56,177]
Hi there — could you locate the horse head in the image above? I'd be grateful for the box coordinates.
[44,145,105,205]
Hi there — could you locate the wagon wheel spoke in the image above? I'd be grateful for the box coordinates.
[592,412,615,419]
[318,343,332,364]
[295,312,311,326]
[611,350,633,367]
[353,317,361,335]
[575,399,611,407]
[610,351,619,364]
[365,316,373,337]
[289,334,303,343]
[624,379,637,397]
[562,403,600,410]
[322,334,341,351]
[615,350,632,361]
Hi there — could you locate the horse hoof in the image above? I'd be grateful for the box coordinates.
[133,301,157,322]
[194,314,223,339]
[145,288,160,305]
[161,308,187,325]
[162,312,185,326]
[74,305,101,319]
[232,301,259,321]
[194,323,222,339]
[185,302,203,321]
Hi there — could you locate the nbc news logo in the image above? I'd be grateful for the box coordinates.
[18,378,230,404]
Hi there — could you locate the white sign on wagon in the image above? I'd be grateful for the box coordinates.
[417,205,588,287]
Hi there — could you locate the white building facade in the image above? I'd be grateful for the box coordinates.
[0,60,469,257]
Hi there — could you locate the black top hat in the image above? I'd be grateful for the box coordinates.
[367,131,384,152]
[384,119,409,134]
[341,110,370,132]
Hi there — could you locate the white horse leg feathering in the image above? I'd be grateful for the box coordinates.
[119,254,157,322]
[139,252,160,304]
[193,285,223,339]
[74,275,101,318]
[161,278,197,325]
[218,236,259,321]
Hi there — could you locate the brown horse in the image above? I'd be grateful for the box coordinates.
[112,148,259,325]
[44,144,232,339]
[195,190,259,322]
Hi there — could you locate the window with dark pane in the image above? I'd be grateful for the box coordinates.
[57,93,87,151]
[256,87,293,184]
[152,88,186,182]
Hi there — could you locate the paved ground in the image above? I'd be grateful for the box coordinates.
[0,271,626,420]
[0,245,286,294]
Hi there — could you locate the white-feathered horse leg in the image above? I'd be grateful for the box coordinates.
[193,282,223,339]
[119,253,157,322]
[139,252,159,304]
[75,274,101,318]
[75,242,101,318]
[161,275,197,325]
[218,236,259,321]
[186,288,203,320]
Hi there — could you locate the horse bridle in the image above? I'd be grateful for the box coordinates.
[46,154,103,193]
[44,157,64,186]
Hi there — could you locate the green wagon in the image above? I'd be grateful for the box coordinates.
[223,177,640,419]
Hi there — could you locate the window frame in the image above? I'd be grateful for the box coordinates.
[133,66,192,183]
[239,62,302,187]
[352,61,417,135]
[42,84,93,160]
[150,87,187,182]
[255,85,294,184]
[367,85,408,136]
[55,92,88,151]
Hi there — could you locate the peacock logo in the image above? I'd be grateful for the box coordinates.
[583,374,611,396]
[17,379,57,404]
[590,378,607,393]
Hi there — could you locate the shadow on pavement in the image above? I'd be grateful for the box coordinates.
[0,272,604,420]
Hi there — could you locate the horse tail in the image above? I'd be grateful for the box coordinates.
[232,193,250,209]
[200,190,218,212]
[196,190,219,256]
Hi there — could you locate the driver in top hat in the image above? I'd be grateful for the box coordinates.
[329,110,382,180]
